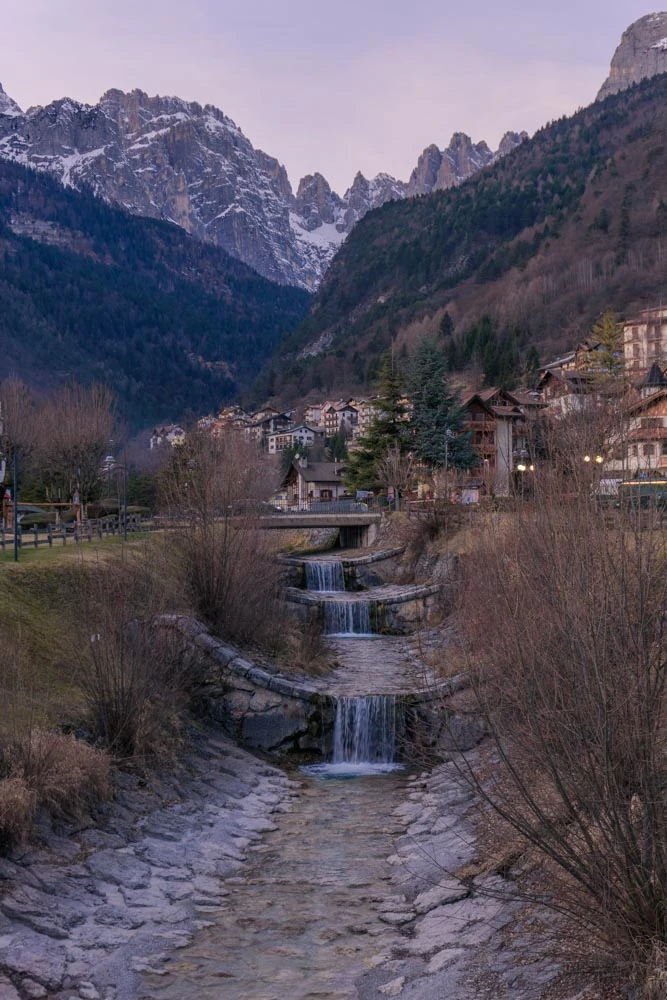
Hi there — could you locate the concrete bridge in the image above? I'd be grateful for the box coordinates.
[257,512,381,548]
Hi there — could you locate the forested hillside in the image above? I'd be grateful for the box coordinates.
[265,74,667,399]
[0,160,311,426]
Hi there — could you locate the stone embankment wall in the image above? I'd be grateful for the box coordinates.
[156,616,480,762]
[158,615,334,758]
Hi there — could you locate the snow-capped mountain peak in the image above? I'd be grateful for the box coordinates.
[0,83,22,118]
[0,84,525,288]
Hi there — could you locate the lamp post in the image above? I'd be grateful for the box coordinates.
[444,428,453,500]
[122,454,128,541]
[517,462,526,500]
[13,448,18,562]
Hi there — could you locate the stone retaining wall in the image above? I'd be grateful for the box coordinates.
[156,616,477,761]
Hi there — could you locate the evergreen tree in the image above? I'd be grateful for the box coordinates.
[344,353,408,492]
[590,308,625,382]
[326,429,348,462]
[439,310,454,338]
[406,338,476,469]
[524,344,541,383]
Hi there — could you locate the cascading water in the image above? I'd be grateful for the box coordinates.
[324,600,373,637]
[333,695,397,764]
[304,560,345,593]
[303,695,404,777]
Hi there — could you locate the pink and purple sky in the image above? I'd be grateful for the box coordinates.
[0,2,659,192]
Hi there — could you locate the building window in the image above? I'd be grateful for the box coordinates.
[644,444,655,457]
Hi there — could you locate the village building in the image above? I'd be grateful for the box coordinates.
[244,408,294,445]
[538,367,596,415]
[319,400,358,438]
[281,457,346,506]
[347,398,380,438]
[623,363,667,477]
[461,388,541,496]
[303,403,324,428]
[149,424,186,449]
[267,424,325,455]
[623,306,667,377]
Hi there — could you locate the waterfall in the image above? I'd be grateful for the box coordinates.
[332,695,398,765]
[324,600,372,636]
[305,560,345,593]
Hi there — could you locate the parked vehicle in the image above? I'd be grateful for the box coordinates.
[15,504,59,527]
[617,477,667,509]
[229,499,283,515]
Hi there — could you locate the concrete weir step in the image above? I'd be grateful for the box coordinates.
[286,582,441,607]
[279,546,405,568]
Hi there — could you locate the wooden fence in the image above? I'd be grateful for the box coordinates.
[0,515,149,553]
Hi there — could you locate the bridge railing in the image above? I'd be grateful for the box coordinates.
[269,497,388,515]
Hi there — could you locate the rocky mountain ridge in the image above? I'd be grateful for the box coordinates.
[597,11,667,100]
[0,82,524,289]
[265,70,667,403]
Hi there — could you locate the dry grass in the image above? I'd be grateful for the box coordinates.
[0,730,110,852]
[0,776,37,853]
[6,729,110,818]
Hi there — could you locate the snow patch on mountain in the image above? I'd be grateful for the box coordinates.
[0,82,527,289]
[0,83,21,117]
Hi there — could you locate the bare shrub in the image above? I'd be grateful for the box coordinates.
[6,730,110,820]
[643,944,667,1000]
[0,776,37,853]
[69,553,194,759]
[376,445,414,510]
[280,608,332,677]
[160,429,284,651]
[82,622,192,759]
[456,462,667,985]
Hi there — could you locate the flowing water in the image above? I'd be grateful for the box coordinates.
[140,554,420,998]
[139,772,409,1000]
[323,599,373,637]
[304,560,346,593]
[304,695,404,778]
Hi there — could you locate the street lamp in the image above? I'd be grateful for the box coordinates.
[516,462,529,499]
[444,428,454,501]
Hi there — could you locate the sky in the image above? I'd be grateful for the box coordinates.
[0,1,661,194]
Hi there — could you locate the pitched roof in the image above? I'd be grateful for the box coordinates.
[642,362,667,389]
[297,461,344,481]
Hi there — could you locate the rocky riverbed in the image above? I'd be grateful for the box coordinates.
[0,730,613,1000]
[0,731,298,1000]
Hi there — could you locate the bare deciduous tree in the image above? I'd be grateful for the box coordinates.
[456,458,667,989]
[160,429,283,649]
[0,377,40,482]
[38,383,117,503]
[376,444,414,510]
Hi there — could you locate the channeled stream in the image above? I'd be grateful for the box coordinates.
[140,553,426,999]
[140,772,408,1000]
